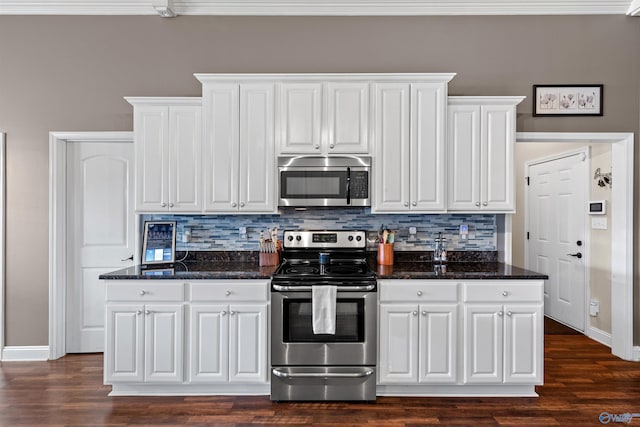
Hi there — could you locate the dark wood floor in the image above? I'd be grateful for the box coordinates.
[1,321,639,426]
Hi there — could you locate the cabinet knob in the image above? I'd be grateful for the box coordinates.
[314,144,320,149]
[329,144,335,149]
[161,202,167,208]
[507,311,513,316]
[412,202,417,206]
[482,201,488,206]
[502,291,509,297]
[422,311,427,316]
[231,202,237,208]
[417,291,423,296]
[225,290,231,296]
[475,202,480,207]
[139,290,146,296]
[498,311,504,317]
[145,310,151,315]
[230,311,236,316]
[221,311,227,316]
[168,202,174,208]
[136,310,142,315]
[240,202,245,208]
[412,311,418,316]
[404,202,409,207]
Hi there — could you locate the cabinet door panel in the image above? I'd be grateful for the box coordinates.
[135,106,168,212]
[482,105,515,210]
[464,304,503,384]
[447,105,480,211]
[327,83,369,154]
[419,304,457,384]
[378,303,418,384]
[169,106,202,212]
[239,84,276,213]
[145,304,184,383]
[203,84,240,211]
[279,83,322,154]
[372,83,410,212]
[504,304,543,384]
[189,305,229,383]
[229,304,268,383]
[105,304,144,383]
[411,83,446,211]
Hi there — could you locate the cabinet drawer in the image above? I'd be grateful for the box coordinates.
[106,282,184,302]
[463,281,543,302]
[190,280,269,302]
[379,280,458,302]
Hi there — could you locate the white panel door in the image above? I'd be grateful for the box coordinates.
[372,83,410,212]
[239,83,276,213]
[464,304,503,384]
[378,304,418,384]
[189,305,229,383]
[144,304,184,383]
[279,83,322,154]
[169,105,202,212]
[504,304,543,384]
[447,104,481,210]
[134,106,168,212]
[203,84,240,212]
[527,153,587,331]
[418,304,457,384]
[105,304,144,383]
[482,105,515,210]
[66,141,134,353]
[411,83,446,211]
[327,82,369,154]
[229,304,268,383]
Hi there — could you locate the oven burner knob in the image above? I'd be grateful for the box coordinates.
[287,235,294,242]
[348,236,354,241]
[356,236,362,241]
[296,235,302,241]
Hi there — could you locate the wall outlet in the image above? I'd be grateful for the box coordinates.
[239,226,248,239]
[590,299,600,317]
[181,227,191,243]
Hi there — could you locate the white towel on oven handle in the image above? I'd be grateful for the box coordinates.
[312,285,337,335]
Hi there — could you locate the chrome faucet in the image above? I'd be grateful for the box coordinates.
[433,232,447,263]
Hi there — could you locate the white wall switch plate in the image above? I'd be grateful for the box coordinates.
[591,217,608,230]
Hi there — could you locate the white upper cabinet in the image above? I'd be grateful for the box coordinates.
[279,81,370,155]
[447,97,524,212]
[128,98,202,213]
[201,82,276,213]
[372,78,451,213]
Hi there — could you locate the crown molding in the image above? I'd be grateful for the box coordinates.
[0,0,634,16]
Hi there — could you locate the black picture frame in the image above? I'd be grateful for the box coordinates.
[533,84,603,117]
[141,221,176,265]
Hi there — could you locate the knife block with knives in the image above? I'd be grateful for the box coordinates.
[259,228,281,266]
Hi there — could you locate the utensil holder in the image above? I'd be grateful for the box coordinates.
[377,243,394,266]
[259,252,279,267]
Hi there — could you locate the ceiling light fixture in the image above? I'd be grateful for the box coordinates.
[152,0,176,17]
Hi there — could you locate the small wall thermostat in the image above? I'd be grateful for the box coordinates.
[589,200,606,215]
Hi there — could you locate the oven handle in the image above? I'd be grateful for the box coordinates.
[272,284,376,292]
[271,368,374,379]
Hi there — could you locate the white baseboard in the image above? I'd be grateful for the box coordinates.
[587,326,612,347]
[633,346,640,362]
[1,346,50,361]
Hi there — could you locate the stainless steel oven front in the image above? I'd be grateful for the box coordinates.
[270,286,377,401]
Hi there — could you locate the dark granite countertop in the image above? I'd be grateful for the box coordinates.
[99,251,547,281]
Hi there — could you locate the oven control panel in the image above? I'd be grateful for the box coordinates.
[283,230,366,249]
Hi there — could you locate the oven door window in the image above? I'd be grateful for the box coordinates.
[280,171,347,199]
[283,299,364,342]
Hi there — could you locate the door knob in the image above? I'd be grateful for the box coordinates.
[121,254,134,262]
[567,252,583,259]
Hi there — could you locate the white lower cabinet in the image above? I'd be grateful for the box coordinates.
[189,303,268,384]
[105,303,184,384]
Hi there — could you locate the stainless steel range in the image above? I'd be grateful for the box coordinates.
[270,230,377,402]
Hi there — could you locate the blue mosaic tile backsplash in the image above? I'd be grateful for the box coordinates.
[142,208,496,252]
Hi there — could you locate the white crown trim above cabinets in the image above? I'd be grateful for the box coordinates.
[0,0,633,16]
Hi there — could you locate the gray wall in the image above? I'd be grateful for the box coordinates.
[0,15,639,346]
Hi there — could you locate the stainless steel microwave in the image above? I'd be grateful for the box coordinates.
[278,156,371,207]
